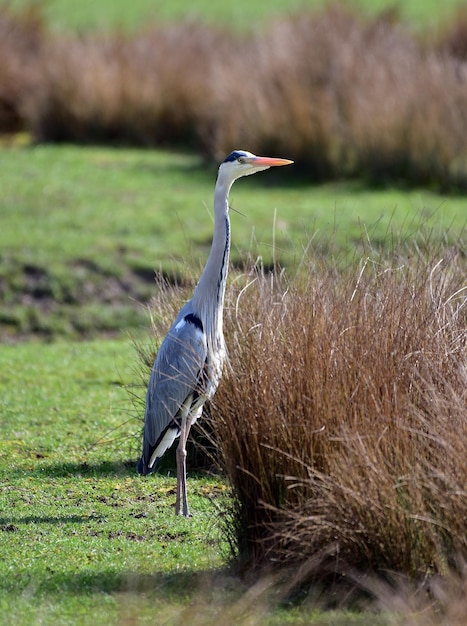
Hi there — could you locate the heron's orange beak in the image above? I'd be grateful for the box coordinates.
[249,156,294,167]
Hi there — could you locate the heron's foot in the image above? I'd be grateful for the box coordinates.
[174,495,192,517]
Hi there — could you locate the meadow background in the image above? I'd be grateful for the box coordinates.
[0,1,466,624]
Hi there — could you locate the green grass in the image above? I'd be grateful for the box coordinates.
[0,338,232,623]
[7,0,466,31]
[2,144,465,269]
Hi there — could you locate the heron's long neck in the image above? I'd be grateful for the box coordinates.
[192,177,232,347]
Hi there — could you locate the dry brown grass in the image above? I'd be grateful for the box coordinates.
[2,4,467,186]
[27,21,233,145]
[209,244,466,581]
[0,3,44,131]
[119,559,467,624]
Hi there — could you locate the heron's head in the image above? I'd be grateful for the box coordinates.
[218,150,293,185]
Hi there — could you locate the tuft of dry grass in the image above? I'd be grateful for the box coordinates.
[210,244,466,581]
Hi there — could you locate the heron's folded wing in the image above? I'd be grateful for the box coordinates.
[143,320,207,448]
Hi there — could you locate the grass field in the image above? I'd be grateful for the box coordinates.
[1,144,465,339]
[7,0,466,31]
[3,144,465,265]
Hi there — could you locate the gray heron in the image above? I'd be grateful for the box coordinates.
[137,149,293,516]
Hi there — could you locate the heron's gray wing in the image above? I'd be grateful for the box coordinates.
[142,314,207,459]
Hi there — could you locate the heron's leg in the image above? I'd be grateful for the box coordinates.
[176,413,193,517]
[175,403,202,517]
[175,445,183,516]
[175,400,188,516]
[175,446,188,516]
[180,421,192,518]
[175,427,187,516]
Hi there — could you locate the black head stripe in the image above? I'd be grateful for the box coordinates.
[223,150,247,163]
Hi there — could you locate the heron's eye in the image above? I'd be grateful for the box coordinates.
[237,157,245,164]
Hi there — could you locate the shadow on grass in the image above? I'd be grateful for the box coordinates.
[11,459,138,479]
[0,566,375,617]
[0,514,105,527]
[9,457,216,482]
[1,566,239,599]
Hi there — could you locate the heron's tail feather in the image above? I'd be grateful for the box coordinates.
[137,424,180,476]
[137,456,153,475]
